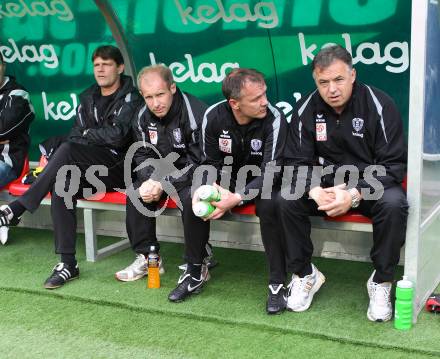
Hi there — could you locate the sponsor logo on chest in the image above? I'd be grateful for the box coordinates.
[315,114,327,141]
[219,130,232,153]
[147,122,158,145]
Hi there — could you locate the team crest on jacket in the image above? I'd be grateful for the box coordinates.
[173,128,182,143]
[352,118,364,132]
[352,118,364,138]
[251,139,262,151]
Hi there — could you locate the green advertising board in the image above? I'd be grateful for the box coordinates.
[0,0,411,160]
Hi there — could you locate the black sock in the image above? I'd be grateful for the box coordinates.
[298,263,313,278]
[61,254,77,267]
[188,263,202,278]
[9,201,26,218]
[373,272,388,283]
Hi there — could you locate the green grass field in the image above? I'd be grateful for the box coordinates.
[0,228,439,359]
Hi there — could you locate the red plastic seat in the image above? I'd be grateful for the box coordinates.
[324,211,372,224]
[85,191,127,204]
[326,177,407,224]
[9,182,35,197]
[7,169,407,226]
[83,192,179,209]
[231,203,256,215]
[1,156,29,191]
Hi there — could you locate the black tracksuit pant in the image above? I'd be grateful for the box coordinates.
[277,185,408,283]
[18,142,125,255]
[255,193,292,285]
[126,184,210,264]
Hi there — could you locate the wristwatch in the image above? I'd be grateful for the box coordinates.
[348,188,361,208]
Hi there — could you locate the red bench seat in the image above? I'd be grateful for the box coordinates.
[7,182,372,224]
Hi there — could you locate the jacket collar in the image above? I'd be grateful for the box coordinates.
[80,74,135,104]
[149,87,184,125]
[225,102,264,131]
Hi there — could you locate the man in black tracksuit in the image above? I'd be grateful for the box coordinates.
[0,45,142,289]
[278,45,407,322]
[114,64,212,290]
[198,68,288,312]
[0,53,34,189]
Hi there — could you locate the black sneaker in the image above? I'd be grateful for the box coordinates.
[0,205,21,227]
[204,243,219,269]
[266,284,287,315]
[43,262,79,289]
[168,266,210,302]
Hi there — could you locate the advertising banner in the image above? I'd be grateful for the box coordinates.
[0,0,411,159]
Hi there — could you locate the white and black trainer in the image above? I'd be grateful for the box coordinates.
[43,262,80,289]
[0,205,20,228]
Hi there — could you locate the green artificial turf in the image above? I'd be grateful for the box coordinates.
[0,227,439,359]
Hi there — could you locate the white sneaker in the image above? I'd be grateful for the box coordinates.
[115,253,165,282]
[287,264,325,312]
[367,271,392,322]
[0,226,9,245]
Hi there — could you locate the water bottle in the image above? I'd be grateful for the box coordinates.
[394,275,413,330]
[192,201,216,218]
[147,248,160,289]
[198,185,221,202]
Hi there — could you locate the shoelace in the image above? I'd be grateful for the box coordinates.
[131,254,147,269]
[269,284,283,295]
[288,276,313,299]
[370,282,391,306]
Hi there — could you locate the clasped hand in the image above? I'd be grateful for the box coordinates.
[309,183,352,217]
[139,179,163,203]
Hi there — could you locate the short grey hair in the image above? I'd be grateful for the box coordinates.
[312,45,353,71]
[137,64,174,89]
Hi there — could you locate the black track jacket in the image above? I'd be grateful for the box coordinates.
[0,76,34,174]
[132,88,208,192]
[201,101,287,201]
[285,81,407,194]
[69,74,142,155]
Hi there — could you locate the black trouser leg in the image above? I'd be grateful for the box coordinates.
[256,196,287,284]
[358,185,408,282]
[51,190,78,255]
[21,142,125,256]
[19,142,124,211]
[278,194,321,275]
[125,185,161,254]
[180,186,210,264]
